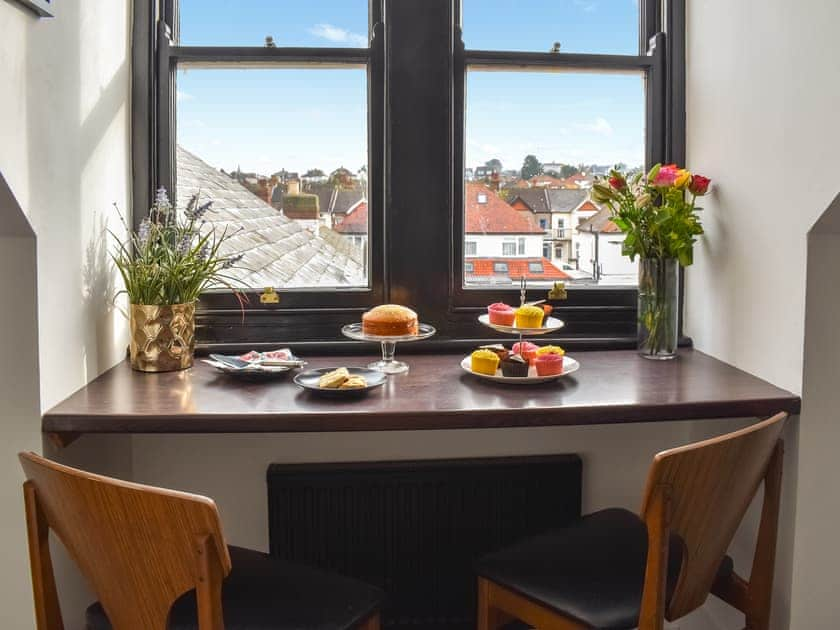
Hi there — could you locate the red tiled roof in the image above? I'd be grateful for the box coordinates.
[465,183,544,234]
[465,257,571,280]
[577,200,599,212]
[333,201,367,234]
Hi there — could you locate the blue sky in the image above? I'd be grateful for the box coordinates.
[177,0,643,176]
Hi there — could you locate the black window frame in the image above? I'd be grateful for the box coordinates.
[133,0,687,351]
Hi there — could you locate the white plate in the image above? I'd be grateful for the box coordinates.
[460,355,579,384]
[478,314,565,335]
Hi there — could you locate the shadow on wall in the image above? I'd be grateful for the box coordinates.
[22,0,130,396]
[789,191,840,629]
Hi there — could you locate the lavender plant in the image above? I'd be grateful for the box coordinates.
[111,188,244,305]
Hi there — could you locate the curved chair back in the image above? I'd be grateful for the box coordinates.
[639,412,787,621]
[19,452,231,630]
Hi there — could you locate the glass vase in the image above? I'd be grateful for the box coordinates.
[637,258,679,360]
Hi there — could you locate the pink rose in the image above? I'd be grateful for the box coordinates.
[652,164,679,187]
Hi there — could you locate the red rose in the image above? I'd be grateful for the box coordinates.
[608,174,627,191]
[652,164,679,187]
[689,174,711,195]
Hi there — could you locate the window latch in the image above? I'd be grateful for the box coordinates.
[260,287,280,304]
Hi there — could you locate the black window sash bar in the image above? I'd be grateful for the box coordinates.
[451,33,667,308]
[153,19,387,320]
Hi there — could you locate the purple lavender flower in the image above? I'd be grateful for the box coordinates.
[222,253,245,269]
[137,218,152,247]
[155,187,171,209]
[185,200,213,221]
[176,233,192,256]
[198,244,210,261]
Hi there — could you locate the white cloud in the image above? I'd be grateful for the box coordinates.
[574,0,598,12]
[308,23,368,47]
[577,117,614,136]
[176,90,193,102]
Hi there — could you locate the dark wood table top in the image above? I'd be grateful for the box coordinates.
[42,350,800,441]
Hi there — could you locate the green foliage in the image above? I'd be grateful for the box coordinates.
[484,158,503,172]
[591,164,708,266]
[520,154,543,180]
[110,189,245,306]
[304,168,325,177]
[559,164,580,178]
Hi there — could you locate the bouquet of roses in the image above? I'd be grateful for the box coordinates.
[591,163,711,267]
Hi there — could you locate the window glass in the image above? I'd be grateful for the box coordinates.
[462,0,640,55]
[464,70,644,287]
[465,241,477,256]
[178,0,369,48]
[176,67,369,289]
[493,262,509,274]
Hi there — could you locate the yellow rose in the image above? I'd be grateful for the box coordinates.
[675,169,691,189]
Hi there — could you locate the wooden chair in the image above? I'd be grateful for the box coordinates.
[19,452,383,630]
[476,412,787,630]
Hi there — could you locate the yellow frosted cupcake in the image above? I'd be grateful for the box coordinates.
[515,305,545,329]
[471,349,500,375]
[536,345,565,357]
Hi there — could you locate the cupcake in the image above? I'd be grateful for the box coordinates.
[535,353,565,376]
[471,349,500,375]
[487,302,516,326]
[536,345,565,358]
[478,344,510,361]
[500,354,529,377]
[515,305,545,329]
[512,341,539,364]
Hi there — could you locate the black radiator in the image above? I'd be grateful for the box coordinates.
[267,455,582,630]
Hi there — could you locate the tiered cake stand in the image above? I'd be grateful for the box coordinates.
[342,323,436,374]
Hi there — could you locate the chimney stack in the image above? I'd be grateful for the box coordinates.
[287,178,301,196]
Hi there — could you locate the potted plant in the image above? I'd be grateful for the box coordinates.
[592,164,711,360]
[111,188,244,372]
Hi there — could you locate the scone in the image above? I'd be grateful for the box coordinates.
[318,367,350,388]
[339,375,368,389]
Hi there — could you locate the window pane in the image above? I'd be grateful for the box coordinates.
[178,0,369,48]
[176,67,368,290]
[464,70,644,287]
[462,0,639,55]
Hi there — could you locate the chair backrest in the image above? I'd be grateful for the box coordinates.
[19,452,231,630]
[639,412,787,619]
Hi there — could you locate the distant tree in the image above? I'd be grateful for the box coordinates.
[484,158,503,172]
[614,162,628,172]
[521,155,543,180]
[329,167,354,189]
[304,168,325,178]
[498,188,513,202]
[560,164,580,178]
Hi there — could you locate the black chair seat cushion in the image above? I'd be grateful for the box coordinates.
[476,508,733,630]
[86,545,383,630]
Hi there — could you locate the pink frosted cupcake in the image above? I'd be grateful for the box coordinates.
[487,302,516,326]
[535,353,565,376]
[512,341,539,364]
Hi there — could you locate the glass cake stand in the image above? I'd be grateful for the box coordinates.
[341,323,436,374]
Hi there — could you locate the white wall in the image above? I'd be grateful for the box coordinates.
[0,177,41,630]
[0,1,133,627]
[685,1,840,628]
[466,233,543,258]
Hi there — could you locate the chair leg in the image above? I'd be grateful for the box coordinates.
[477,577,511,630]
[357,612,381,630]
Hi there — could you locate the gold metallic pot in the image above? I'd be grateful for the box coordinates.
[129,303,196,372]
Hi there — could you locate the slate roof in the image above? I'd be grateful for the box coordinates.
[465,183,544,234]
[308,183,366,217]
[508,189,551,214]
[577,206,621,234]
[507,187,590,215]
[176,146,364,288]
[546,189,589,213]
